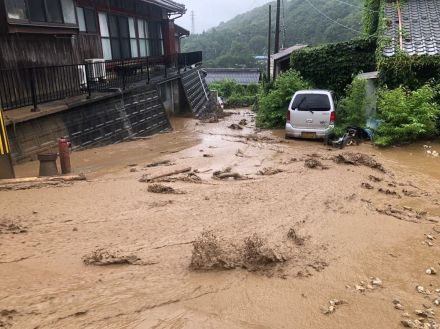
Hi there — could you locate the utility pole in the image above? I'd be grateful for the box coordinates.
[267,4,272,82]
[191,11,195,34]
[274,0,281,54]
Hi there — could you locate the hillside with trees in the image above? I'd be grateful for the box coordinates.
[182,0,363,68]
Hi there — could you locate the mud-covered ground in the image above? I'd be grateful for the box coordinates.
[1,109,440,329]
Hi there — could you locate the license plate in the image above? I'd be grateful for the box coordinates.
[301,132,317,139]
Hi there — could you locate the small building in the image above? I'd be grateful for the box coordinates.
[205,68,261,86]
[271,44,307,79]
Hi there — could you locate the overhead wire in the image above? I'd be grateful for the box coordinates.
[304,0,362,34]
[332,0,380,13]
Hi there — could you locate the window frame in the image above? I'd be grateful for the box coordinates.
[5,0,78,28]
[96,12,168,60]
[76,6,97,34]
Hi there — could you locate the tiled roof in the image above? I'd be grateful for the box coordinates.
[271,44,308,61]
[205,68,261,85]
[383,0,440,56]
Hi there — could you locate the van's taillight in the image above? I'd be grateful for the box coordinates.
[287,110,291,122]
[330,112,335,124]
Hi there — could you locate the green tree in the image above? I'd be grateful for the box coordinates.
[256,70,310,128]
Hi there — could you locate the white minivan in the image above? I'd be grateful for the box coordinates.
[285,90,335,139]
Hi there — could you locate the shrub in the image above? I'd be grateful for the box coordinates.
[336,78,370,129]
[210,80,258,108]
[256,70,310,128]
[210,80,244,99]
[375,85,439,146]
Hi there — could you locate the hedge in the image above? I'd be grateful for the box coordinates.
[290,37,377,97]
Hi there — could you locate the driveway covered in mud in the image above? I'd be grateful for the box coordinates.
[1,109,440,329]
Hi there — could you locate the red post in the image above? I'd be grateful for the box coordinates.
[58,137,71,174]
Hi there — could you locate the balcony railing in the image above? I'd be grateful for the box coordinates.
[0,51,202,111]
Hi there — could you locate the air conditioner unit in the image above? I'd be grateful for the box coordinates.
[84,58,106,82]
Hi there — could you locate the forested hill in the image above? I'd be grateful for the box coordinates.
[181,0,363,68]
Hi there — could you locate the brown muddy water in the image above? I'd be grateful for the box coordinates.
[2,109,440,329]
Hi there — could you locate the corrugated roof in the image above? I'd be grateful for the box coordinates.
[205,68,261,85]
[383,0,440,56]
[141,0,186,13]
[271,44,308,61]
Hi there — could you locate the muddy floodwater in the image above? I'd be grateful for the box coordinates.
[1,109,440,329]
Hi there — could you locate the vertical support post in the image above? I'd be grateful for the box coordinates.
[30,67,39,112]
[122,59,126,91]
[164,56,168,78]
[0,106,15,179]
[85,63,92,99]
[267,5,272,82]
[147,57,150,83]
[273,0,281,80]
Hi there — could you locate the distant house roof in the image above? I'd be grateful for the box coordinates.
[383,0,440,56]
[271,44,308,61]
[175,24,190,37]
[142,0,186,13]
[205,68,261,85]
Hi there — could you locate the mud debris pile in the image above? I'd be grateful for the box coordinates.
[304,158,328,170]
[0,219,27,235]
[82,249,153,266]
[151,172,202,184]
[258,167,284,176]
[213,167,247,180]
[147,184,185,195]
[190,231,237,270]
[333,152,386,172]
[145,160,174,168]
[190,231,286,272]
[228,124,243,130]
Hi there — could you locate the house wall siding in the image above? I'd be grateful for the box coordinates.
[0,34,86,68]
[0,0,179,68]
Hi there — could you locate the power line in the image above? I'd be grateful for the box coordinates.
[304,0,362,34]
[332,0,380,13]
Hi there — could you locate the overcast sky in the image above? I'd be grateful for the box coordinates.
[176,0,271,34]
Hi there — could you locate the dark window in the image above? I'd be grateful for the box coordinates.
[84,8,97,32]
[5,0,28,20]
[110,39,121,59]
[292,94,331,112]
[106,15,131,59]
[108,15,119,37]
[7,0,77,25]
[118,17,130,58]
[46,0,63,23]
[28,0,46,22]
[148,22,164,56]
[121,39,131,59]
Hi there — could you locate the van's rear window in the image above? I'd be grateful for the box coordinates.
[291,94,331,111]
